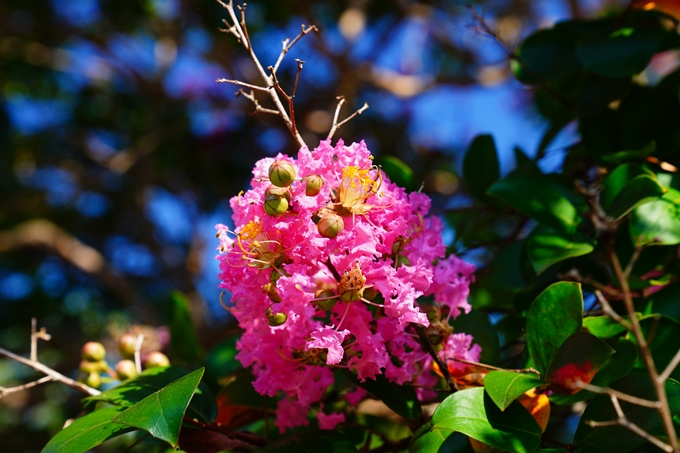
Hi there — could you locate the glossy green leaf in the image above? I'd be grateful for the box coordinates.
[552,338,638,405]
[547,331,614,394]
[378,155,414,191]
[168,290,205,366]
[628,316,680,381]
[484,371,546,411]
[83,366,216,422]
[352,373,421,420]
[487,174,583,234]
[463,134,500,201]
[258,431,358,453]
[601,142,656,164]
[409,388,542,453]
[574,375,680,453]
[41,407,133,453]
[451,309,500,366]
[584,315,636,339]
[526,282,583,376]
[512,26,581,85]
[576,27,662,77]
[600,164,655,211]
[604,175,666,219]
[112,367,204,447]
[489,241,526,291]
[526,226,595,275]
[630,187,680,246]
[649,281,680,320]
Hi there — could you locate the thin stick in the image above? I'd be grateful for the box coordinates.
[31,318,38,362]
[447,357,540,376]
[594,290,633,332]
[576,382,660,409]
[623,247,643,280]
[133,330,144,375]
[272,24,318,73]
[237,89,282,116]
[215,79,268,91]
[659,347,680,382]
[610,248,678,452]
[411,323,456,391]
[0,376,53,397]
[0,346,100,396]
[327,99,369,140]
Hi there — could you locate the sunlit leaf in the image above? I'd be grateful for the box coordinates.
[41,407,133,453]
[526,226,595,274]
[484,371,546,411]
[630,187,680,246]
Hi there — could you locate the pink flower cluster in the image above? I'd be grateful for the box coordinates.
[216,140,478,432]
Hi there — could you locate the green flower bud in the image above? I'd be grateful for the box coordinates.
[265,307,287,326]
[263,283,282,303]
[317,213,344,239]
[144,351,170,369]
[265,185,291,203]
[81,342,106,362]
[82,372,101,389]
[269,160,296,187]
[115,360,138,380]
[304,175,323,196]
[264,193,289,217]
[315,289,338,311]
[362,287,379,301]
[79,359,107,374]
[397,255,411,267]
[118,334,137,359]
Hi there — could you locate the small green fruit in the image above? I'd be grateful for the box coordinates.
[118,334,137,359]
[83,372,101,389]
[269,160,296,187]
[304,175,323,196]
[81,342,106,362]
[265,185,291,203]
[317,213,344,238]
[144,351,170,369]
[263,283,282,303]
[265,307,287,326]
[264,194,289,217]
[315,289,338,311]
[115,360,138,380]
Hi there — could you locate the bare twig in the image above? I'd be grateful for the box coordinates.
[327,97,369,140]
[447,357,540,376]
[576,382,660,409]
[215,79,268,91]
[30,317,51,362]
[659,347,680,383]
[609,248,679,452]
[586,394,672,452]
[273,24,318,73]
[594,290,633,332]
[0,345,100,396]
[411,323,456,391]
[133,330,145,375]
[237,89,282,116]
[623,247,643,280]
[0,376,53,397]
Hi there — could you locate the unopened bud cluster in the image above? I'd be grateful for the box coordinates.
[216,140,478,432]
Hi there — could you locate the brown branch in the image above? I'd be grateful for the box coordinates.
[237,89,282,116]
[133,329,145,375]
[215,78,268,91]
[594,290,633,332]
[31,317,51,362]
[327,97,369,140]
[183,418,267,447]
[609,248,679,452]
[576,382,660,409]
[272,24,319,73]
[0,376,53,398]
[411,323,456,391]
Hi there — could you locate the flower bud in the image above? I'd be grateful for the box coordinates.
[115,360,138,380]
[396,255,411,267]
[304,175,323,196]
[263,283,282,303]
[79,360,107,374]
[317,213,344,239]
[81,342,106,362]
[362,287,379,301]
[265,307,287,326]
[315,289,338,311]
[265,185,291,203]
[269,160,296,187]
[144,351,170,369]
[118,334,137,359]
[264,194,289,217]
[83,372,101,389]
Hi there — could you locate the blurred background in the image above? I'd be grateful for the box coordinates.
[2,0,674,451]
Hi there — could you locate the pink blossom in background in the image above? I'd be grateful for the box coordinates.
[216,139,478,430]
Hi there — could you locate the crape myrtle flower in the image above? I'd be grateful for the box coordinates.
[216,139,479,432]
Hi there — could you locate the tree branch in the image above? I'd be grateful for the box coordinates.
[327,97,369,140]
[411,323,456,391]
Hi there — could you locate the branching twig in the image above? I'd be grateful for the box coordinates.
[273,24,318,73]
[215,79,268,92]
[586,394,672,452]
[327,97,369,140]
[236,89,282,116]
[609,248,679,452]
[133,329,145,375]
[576,382,660,409]
[594,290,633,332]
[0,376,53,397]
[31,317,51,362]
[411,323,456,391]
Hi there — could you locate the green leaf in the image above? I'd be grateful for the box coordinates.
[112,367,204,447]
[513,26,581,85]
[463,134,500,201]
[451,309,500,366]
[351,373,421,420]
[551,338,638,405]
[601,142,656,164]
[168,290,205,366]
[409,388,542,453]
[584,316,635,338]
[574,375,680,453]
[258,431,358,453]
[600,164,655,211]
[41,407,133,453]
[484,371,546,411]
[628,316,680,381]
[487,174,583,234]
[526,282,583,376]
[547,331,614,394]
[84,366,216,422]
[649,281,680,320]
[489,240,526,291]
[526,226,595,275]
[604,174,666,220]
[377,155,414,191]
[630,187,680,246]
[576,27,662,77]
